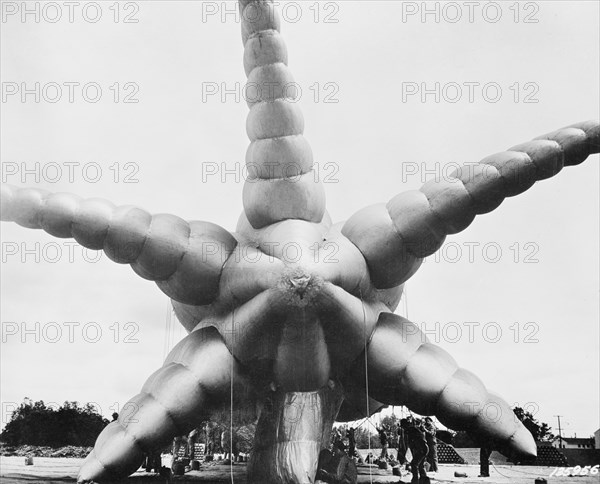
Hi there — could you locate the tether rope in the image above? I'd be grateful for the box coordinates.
[230,307,235,484]
[163,302,172,361]
[491,461,549,477]
[359,288,373,484]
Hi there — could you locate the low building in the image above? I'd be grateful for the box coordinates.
[553,436,595,449]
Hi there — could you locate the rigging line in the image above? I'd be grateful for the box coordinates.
[491,462,548,477]
[178,311,184,341]
[359,287,373,484]
[170,307,176,356]
[489,461,514,478]
[364,417,379,433]
[163,302,172,361]
[355,415,379,433]
[404,285,409,320]
[230,307,235,484]
[354,416,369,429]
[163,303,167,360]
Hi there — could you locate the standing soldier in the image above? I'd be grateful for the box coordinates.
[403,418,430,484]
[333,427,346,452]
[347,427,356,458]
[347,427,363,463]
[397,419,408,465]
[423,417,438,472]
[172,435,184,459]
[377,426,389,460]
[479,445,492,477]
[220,429,226,455]
[477,436,495,478]
[188,428,199,461]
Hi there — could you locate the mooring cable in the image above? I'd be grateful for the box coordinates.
[359,288,373,484]
[230,307,235,484]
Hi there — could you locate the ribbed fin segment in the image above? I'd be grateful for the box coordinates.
[239,0,325,229]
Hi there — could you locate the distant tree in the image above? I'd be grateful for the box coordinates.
[355,425,379,449]
[380,414,400,428]
[233,424,255,454]
[513,406,554,442]
[0,399,108,447]
[332,422,378,449]
[197,419,256,455]
[219,423,256,454]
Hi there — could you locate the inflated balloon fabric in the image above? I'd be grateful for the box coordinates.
[240,0,325,229]
[1,1,598,483]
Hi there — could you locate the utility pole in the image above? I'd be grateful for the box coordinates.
[554,415,563,448]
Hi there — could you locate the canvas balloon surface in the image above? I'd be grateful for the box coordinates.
[1,1,598,483]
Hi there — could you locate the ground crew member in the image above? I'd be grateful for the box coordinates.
[423,417,438,472]
[403,418,430,484]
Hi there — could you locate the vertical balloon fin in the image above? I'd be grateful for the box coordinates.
[239,0,325,228]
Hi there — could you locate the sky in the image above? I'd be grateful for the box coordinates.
[1,1,599,440]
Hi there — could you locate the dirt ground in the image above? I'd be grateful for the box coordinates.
[1,456,599,484]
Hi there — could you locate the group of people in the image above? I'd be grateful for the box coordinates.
[377,416,438,482]
[331,426,360,460]
[172,427,239,462]
[338,417,496,482]
[331,416,439,483]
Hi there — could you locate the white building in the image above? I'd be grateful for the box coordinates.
[553,436,595,449]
